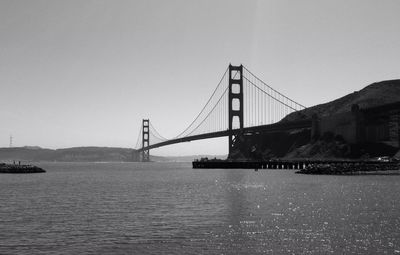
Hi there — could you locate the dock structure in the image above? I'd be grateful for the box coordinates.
[193,160,307,170]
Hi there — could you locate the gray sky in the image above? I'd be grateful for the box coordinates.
[1,0,399,155]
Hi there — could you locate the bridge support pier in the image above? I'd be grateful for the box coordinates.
[142,119,150,162]
[228,64,244,158]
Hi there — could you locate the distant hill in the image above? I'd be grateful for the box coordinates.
[153,154,227,162]
[0,146,54,162]
[54,147,135,162]
[0,146,223,162]
[283,79,400,122]
[0,146,136,162]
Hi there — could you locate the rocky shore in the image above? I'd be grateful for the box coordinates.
[296,162,400,175]
[0,163,45,174]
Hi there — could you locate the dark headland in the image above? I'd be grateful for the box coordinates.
[195,79,400,174]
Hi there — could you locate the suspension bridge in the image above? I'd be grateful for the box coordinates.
[134,64,312,162]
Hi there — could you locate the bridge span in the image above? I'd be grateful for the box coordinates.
[135,64,308,161]
[137,119,312,152]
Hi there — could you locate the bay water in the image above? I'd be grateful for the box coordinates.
[0,162,399,254]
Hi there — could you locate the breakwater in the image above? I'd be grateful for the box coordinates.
[296,162,400,175]
[0,163,45,173]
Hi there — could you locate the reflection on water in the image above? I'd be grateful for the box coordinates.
[0,162,399,254]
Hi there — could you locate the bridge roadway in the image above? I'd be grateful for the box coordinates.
[137,119,312,152]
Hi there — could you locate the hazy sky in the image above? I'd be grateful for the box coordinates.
[1,0,399,155]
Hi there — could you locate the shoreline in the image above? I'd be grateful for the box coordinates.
[192,158,400,175]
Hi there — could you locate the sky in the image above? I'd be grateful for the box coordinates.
[0,0,399,156]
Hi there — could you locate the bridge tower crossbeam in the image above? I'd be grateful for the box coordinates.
[228,64,244,157]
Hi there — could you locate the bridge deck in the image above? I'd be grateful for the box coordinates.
[137,119,312,151]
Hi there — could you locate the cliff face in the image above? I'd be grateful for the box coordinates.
[230,129,311,160]
[232,79,400,160]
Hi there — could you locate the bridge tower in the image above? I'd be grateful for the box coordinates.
[228,64,244,157]
[142,119,150,162]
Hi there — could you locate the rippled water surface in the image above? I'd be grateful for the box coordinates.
[0,162,399,254]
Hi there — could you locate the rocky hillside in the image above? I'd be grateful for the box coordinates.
[233,79,400,160]
[283,79,400,122]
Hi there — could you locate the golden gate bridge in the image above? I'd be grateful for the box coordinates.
[134,64,311,161]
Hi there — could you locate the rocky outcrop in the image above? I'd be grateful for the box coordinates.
[0,163,45,173]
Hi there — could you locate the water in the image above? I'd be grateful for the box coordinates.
[0,162,399,254]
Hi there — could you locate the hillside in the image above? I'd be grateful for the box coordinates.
[232,79,400,160]
[155,154,227,162]
[0,146,220,162]
[0,147,148,162]
[283,79,400,122]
